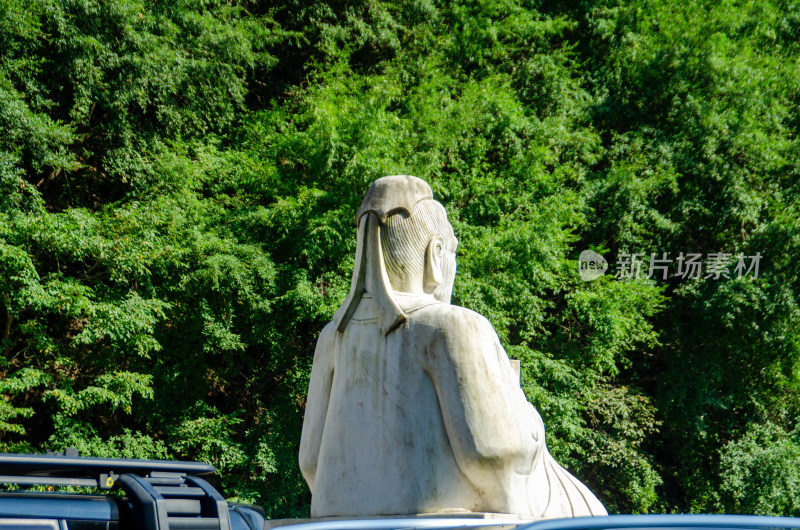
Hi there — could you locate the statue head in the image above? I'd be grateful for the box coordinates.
[333,175,457,335]
[381,200,458,302]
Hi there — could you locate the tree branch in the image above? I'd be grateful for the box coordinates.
[3,298,12,358]
[35,167,63,188]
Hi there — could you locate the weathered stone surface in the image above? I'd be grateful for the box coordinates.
[299,175,607,519]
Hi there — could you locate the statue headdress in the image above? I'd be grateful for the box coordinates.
[332,175,434,335]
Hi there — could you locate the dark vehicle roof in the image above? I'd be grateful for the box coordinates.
[0,493,119,521]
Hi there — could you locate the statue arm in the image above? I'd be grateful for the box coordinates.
[298,322,336,492]
[425,309,543,507]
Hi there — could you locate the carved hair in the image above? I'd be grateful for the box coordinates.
[334,176,456,334]
[381,200,456,283]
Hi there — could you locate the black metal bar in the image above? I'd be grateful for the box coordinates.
[156,486,206,497]
[184,476,231,530]
[0,475,98,488]
[168,517,222,529]
[0,454,215,478]
[116,473,170,530]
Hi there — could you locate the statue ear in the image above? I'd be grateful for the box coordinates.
[424,236,445,292]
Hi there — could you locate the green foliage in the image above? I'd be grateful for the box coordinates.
[1,0,798,518]
[49,421,170,460]
[720,423,800,516]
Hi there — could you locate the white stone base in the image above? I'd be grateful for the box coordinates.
[265,512,536,529]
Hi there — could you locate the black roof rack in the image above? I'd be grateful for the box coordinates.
[0,452,229,530]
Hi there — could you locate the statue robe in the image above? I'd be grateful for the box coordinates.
[299,292,607,518]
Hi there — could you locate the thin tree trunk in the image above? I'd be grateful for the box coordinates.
[3,297,12,358]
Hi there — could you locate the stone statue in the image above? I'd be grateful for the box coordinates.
[299,175,607,519]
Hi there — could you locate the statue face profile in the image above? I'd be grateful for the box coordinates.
[431,235,457,303]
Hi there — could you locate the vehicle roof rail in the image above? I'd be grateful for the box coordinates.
[0,452,215,489]
[0,453,228,530]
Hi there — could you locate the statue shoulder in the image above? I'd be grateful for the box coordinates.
[409,303,499,343]
[312,321,338,357]
[318,320,337,339]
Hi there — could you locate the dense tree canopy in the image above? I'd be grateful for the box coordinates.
[1,0,798,517]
